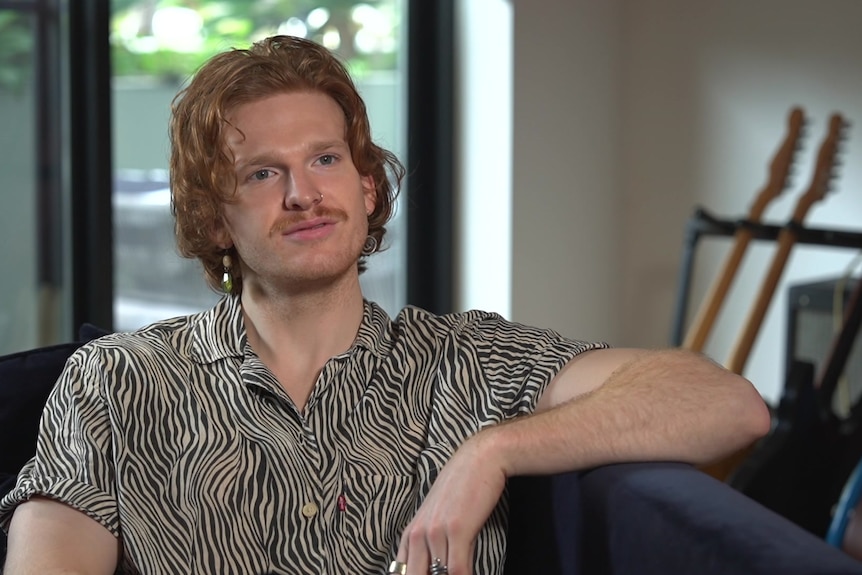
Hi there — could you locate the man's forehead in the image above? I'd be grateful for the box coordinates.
[225,90,343,120]
[228,94,344,135]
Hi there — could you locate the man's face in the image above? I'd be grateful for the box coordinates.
[218,91,376,294]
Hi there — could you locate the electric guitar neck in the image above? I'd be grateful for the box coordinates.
[701,113,849,482]
[726,113,849,375]
[683,107,807,352]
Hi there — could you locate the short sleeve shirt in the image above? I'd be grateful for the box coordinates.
[0,296,606,574]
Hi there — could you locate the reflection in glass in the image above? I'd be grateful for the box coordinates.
[0,11,39,353]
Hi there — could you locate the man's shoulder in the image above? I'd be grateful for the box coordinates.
[394,304,493,324]
[62,311,227,404]
[388,305,605,351]
[78,312,204,364]
[390,305,508,339]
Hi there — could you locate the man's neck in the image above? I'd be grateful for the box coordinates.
[238,275,366,408]
[242,276,365,358]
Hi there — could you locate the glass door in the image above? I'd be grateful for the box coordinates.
[0,0,70,354]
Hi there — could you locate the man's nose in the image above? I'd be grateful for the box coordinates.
[283,172,323,209]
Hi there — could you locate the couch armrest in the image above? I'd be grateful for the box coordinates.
[579,461,862,575]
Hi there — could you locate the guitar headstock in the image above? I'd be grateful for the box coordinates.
[791,113,850,222]
[750,106,807,220]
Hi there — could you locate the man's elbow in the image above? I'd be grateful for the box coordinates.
[734,376,773,446]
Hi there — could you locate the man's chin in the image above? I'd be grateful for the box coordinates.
[278,260,362,293]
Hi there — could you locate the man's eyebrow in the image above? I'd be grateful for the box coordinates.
[235,140,349,168]
[234,154,281,171]
[306,139,349,153]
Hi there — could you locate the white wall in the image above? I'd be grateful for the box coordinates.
[507,0,862,403]
[455,0,513,318]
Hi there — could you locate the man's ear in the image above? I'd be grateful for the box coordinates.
[362,175,377,216]
[211,220,233,250]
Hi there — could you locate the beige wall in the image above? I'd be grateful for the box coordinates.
[512,0,624,346]
[510,0,862,402]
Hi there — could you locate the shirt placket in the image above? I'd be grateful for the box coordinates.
[240,355,329,575]
[304,355,355,574]
[288,357,352,573]
[296,417,327,574]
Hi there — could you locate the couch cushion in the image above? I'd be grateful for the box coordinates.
[0,341,85,478]
[0,326,110,564]
[0,325,110,479]
[504,471,582,575]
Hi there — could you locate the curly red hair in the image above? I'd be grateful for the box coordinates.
[169,35,404,295]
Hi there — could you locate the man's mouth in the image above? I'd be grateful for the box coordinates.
[280,217,336,240]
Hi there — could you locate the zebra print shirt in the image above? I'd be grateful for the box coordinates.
[1,295,606,574]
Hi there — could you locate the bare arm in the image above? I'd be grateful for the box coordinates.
[394,347,771,575]
[515,346,772,472]
[4,497,119,575]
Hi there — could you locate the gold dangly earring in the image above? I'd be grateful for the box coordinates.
[361,235,378,256]
[221,250,234,294]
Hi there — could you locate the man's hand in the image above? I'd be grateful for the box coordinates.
[393,433,507,575]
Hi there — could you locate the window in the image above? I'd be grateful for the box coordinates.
[0,0,451,354]
[0,2,69,354]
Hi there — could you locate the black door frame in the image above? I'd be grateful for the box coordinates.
[405,0,455,315]
[69,0,114,332]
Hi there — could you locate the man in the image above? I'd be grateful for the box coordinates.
[0,36,770,575]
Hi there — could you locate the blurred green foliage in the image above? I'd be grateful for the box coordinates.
[0,11,33,95]
[0,1,398,93]
[111,0,399,80]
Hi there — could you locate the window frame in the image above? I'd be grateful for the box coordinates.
[65,0,455,332]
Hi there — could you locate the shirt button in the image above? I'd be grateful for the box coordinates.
[301,502,319,518]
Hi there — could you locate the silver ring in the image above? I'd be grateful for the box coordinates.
[388,560,407,575]
[430,558,448,575]
[316,192,324,203]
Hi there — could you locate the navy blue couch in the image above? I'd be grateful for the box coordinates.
[2,330,862,574]
[506,463,862,574]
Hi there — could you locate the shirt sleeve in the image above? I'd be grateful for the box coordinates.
[472,313,609,419]
[0,345,120,536]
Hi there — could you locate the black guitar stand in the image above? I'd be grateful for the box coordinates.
[669,207,862,347]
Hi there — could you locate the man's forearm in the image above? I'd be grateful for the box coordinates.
[474,349,771,477]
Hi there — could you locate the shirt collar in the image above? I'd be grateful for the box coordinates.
[352,300,394,359]
[189,294,246,364]
[188,295,394,364]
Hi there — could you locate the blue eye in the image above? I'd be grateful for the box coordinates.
[251,169,272,181]
[318,154,336,166]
